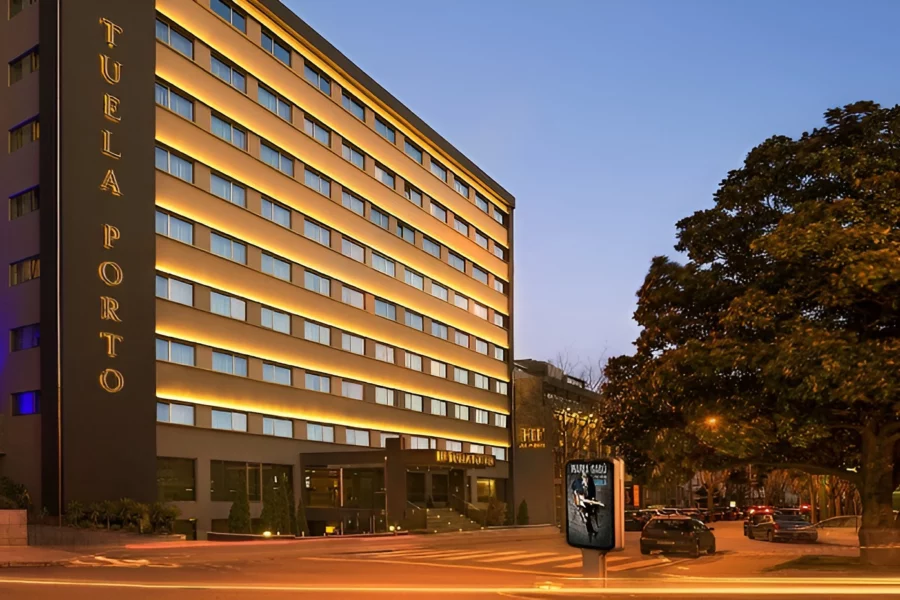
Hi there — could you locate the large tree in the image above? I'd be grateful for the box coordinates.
[601,102,900,565]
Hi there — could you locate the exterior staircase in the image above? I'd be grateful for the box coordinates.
[425,507,483,533]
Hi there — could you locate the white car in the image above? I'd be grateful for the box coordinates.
[815,516,860,546]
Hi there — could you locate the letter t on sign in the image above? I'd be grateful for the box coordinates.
[99,18,123,48]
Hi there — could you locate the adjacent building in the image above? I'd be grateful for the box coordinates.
[1,0,514,537]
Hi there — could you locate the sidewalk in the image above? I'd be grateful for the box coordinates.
[0,546,80,568]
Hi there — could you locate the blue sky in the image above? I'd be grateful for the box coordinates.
[286,0,900,366]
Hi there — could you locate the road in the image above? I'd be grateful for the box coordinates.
[0,522,895,599]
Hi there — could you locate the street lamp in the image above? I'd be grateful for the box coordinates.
[705,416,719,427]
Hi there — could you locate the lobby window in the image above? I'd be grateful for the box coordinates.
[10,324,39,351]
[453,404,469,421]
[261,306,290,334]
[370,207,389,229]
[396,222,415,245]
[423,237,441,258]
[474,303,488,320]
[475,194,489,213]
[405,185,423,207]
[375,387,394,406]
[454,178,470,198]
[404,393,423,412]
[342,237,365,262]
[454,295,469,310]
[155,275,193,306]
[210,291,245,320]
[304,64,331,95]
[453,367,468,385]
[431,282,448,301]
[375,118,396,143]
[210,55,246,93]
[157,457,196,502]
[410,436,436,450]
[448,252,465,272]
[261,29,291,66]
[474,373,489,390]
[430,160,447,182]
[405,352,422,372]
[454,331,469,348]
[11,391,39,416]
[210,232,246,263]
[210,0,246,32]
[263,417,293,438]
[262,253,291,281]
[155,82,193,121]
[155,211,193,244]
[304,321,330,345]
[381,434,400,448]
[212,351,248,376]
[212,409,247,432]
[305,373,330,393]
[431,321,447,340]
[341,286,364,309]
[494,347,506,362]
[493,312,508,329]
[493,245,507,261]
[477,478,497,502]
[342,142,365,169]
[431,360,447,378]
[475,231,489,250]
[446,441,462,452]
[342,191,364,215]
[342,380,363,400]
[346,429,370,447]
[8,47,38,86]
[307,423,335,443]
[155,19,193,59]
[9,187,38,220]
[475,339,488,355]
[469,444,484,454]
[341,332,364,355]
[210,461,260,502]
[493,206,507,227]
[496,381,508,395]
[8,117,38,153]
[375,298,396,320]
[155,146,193,183]
[263,363,292,385]
[156,339,195,366]
[304,168,331,197]
[430,399,447,417]
[342,92,365,120]
[494,414,508,428]
[454,218,469,237]
[258,85,291,121]
[261,198,291,228]
[375,164,395,189]
[304,219,331,246]
[430,202,447,222]
[261,142,294,176]
[375,343,394,363]
[9,256,39,286]
[494,279,507,294]
[404,140,423,163]
[491,447,507,461]
[405,310,423,331]
[210,173,246,207]
[304,271,330,296]
[475,409,489,425]
[156,401,194,426]
[404,269,424,290]
[303,117,331,146]
[372,254,395,277]
[473,266,489,285]
[211,114,247,150]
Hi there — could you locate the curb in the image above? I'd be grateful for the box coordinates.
[0,559,71,568]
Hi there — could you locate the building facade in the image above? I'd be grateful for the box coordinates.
[1,0,514,537]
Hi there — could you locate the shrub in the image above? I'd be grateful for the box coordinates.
[516,500,530,526]
[149,502,179,534]
[296,495,310,537]
[65,500,84,527]
[0,496,19,510]
[485,497,507,527]
[0,477,30,510]
[228,484,252,534]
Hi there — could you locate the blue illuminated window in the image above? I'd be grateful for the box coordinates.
[12,391,40,416]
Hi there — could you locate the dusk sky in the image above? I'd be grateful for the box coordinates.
[286,0,900,369]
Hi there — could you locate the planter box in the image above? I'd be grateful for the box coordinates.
[0,510,27,546]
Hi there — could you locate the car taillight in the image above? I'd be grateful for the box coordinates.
[773,523,780,530]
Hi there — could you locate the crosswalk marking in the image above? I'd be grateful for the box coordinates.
[557,555,631,569]
[512,554,580,566]
[608,557,664,572]
[381,549,468,558]
[474,551,539,563]
[507,552,561,565]
[436,551,502,561]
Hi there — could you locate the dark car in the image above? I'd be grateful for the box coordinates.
[625,510,647,531]
[748,514,817,543]
[640,516,716,558]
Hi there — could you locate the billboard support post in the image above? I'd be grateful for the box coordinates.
[581,548,607,580]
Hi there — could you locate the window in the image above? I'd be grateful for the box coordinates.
[375,118,396,143]
[263,363,292,385]
[211,0,246,32]
[430,160,447,182]
[303,117,331,145]
[473,266,489,285]
[404,185,423,207]
[261,143,294,176]
[155,146,193,182]
[404,269,424,290]
[370,207,389,229]
[454,219,469,237]
[210,173,246,207]
[430,202,447,222]
[304,321,330,345]
[454,404,469,421]
[11,391,39,416]
[305,373,330,393]
[474,303,488,320]
[10,324,38,351]
[449,252,465,272]
[469,443,484,454]
[212,351,248,376]
[342,238,365,262]
[493,206,507,226]
[304,64,331,95]
[211,114,247,150]
[431,360,446,378]
[5,48,38,87]
[9,187,38,220]
[155,82,193,120]
[410,436,435,450]
[446,441,462,452]
[261,198,291,228]
[155,211,193,244]
[346,429,370,447]
[494,279,507,294]
[261,30,291,65]
[263,417,293,438]
[494,312,508,329]
[376,165,395,188]
[341,286,364,309]
[423,237,441,258]
[304,168,331,196]
[453,367,468,385]
[342,93,365,120]
[496,381,508,395]
[454,179,470,198]
[475,194,489,213]
[381,434,400,448]
[494,347,506,362]
[475,339,488,355]
[454,295,469,310]
[404,394,423,412]
[474,373,489,389]
[375,387,394,406]
[307,423,334,443]
[156,19,193,59]
[476,409,489,425]
[262,253,291,281]
[454,331,469,348]
[258,85,292,121]
[372,254,395,277]
[212,409,247,432]
[304,271,330,296]
[431,282,448,301]
[8,117,37,153]
[396,222,415,244]
[405,310,423,331]
[375,298,396,320]
[342,191,364,215]
[341,332,364,355]
[430,399,447,416]
[405,352,422,371]
[155,339,195,366]
[9,256,39,286]
[475,231,489,249]
[156,402,195,426]
[342,143,364,169]
[210,291,245,320]
[431,321,448,339]
[404,140,423,163]
[492,447,507,461]
[493,245,507,261]
[375,343,394,363]
[155,275,193,306]
[304,220,331,246]
[210,55,246,93]
[341,381,363,400]
[261,306,290,334]
[494,414,508,428]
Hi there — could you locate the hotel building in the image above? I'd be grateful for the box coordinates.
[0,0,514,537]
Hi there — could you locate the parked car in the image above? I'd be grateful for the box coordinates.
[815,516,861,546]
[748,514,816,543]
[743,511,772,536]
[625,510,647,531]
[640,516,716,558]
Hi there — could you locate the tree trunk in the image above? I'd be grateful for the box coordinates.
[859,427,900,566]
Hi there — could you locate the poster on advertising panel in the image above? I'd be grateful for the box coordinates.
[565,459,624,551]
